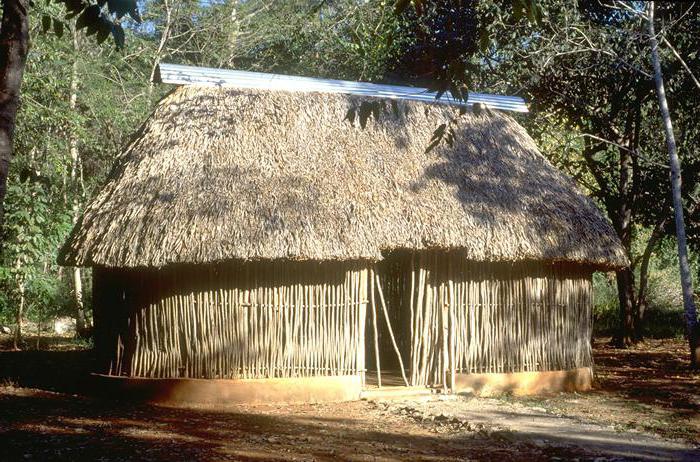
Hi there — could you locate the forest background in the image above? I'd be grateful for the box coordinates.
[1,0,698,351]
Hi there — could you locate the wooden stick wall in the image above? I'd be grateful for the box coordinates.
[93,253,593,389]
[94,262,368,380]
[404,253,594,386]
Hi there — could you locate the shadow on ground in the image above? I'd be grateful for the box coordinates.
[593,338,699,415]
[1,337,698,461]
[1,388,596,462]
[0,348,94,393]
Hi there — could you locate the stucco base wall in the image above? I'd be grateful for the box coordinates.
[454,367,593,396]
[93,374,363,406]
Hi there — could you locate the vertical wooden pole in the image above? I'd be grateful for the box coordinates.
[375,272,409,387]
[409,253,416,386]
[370,267,381,387]
[440,301,447,393]
[448,267,456,392]
[359,267,367,385]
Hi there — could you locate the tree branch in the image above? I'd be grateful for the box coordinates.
[661,36,700,91]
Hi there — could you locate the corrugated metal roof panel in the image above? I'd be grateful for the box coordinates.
[155,63,529,113]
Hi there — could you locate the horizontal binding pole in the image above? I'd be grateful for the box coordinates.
[234,301,369,309]
[156,63,529,113]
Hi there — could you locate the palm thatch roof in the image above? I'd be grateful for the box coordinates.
[58,86,627,269]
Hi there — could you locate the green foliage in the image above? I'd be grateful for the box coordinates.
[391,0,541,94]
[52,0,141,48]
[639,236,696,338]
[2,0,696,346]
[592,272,619,336]
[480,0,700,237]
[24,271,74,324]
[0,179,72,329]
[0,3,151,339]
[594,228,695,339]
[154,0,407,81]
[473,0,700,339]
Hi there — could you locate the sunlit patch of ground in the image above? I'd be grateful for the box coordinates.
[0,335,698,460]
[1,388,579,461]
[504,338,700,444]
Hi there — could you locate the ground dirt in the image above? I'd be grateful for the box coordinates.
[524,338,700,444]
[0,335,698,461]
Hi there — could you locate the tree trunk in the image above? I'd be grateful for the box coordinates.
[635,217,667,339]
[649,2,700,368]
[148,0,172,99]
[615,267,636,347]
[0,0,29,237]
[635,252,653,340]
[612,136,637,346]
[12,254,24,350]
[68,27,87,335]
[73,267,86,333]
[13,276,24,349]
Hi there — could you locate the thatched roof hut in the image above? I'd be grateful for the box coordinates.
[60,72,626,404]
[59,86,625,269]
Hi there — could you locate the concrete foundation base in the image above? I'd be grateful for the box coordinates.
[93,374,363,406]
[360,386,434,400]
[454,367,593,396]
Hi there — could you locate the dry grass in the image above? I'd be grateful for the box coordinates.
[59,86,626,269]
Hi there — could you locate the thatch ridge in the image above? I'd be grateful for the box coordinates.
[59,86,627,269]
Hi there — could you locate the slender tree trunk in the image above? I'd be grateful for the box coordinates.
[0,0,29,239]
[12,254,23,350]
[636,202,700,340]
[613,141,637,346]
[13,278,24,349]
[68,27,87,335]
[649,2,700,368]
[148,0,172,99]
[73,267,86,333]
[635,217,667,339]
[224,3,240,68]
[615,267,636,346]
